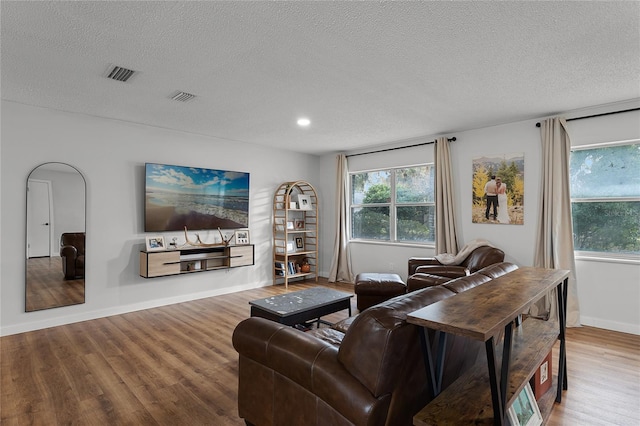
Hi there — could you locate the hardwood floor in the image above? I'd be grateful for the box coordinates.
[2,279,639,425]
[26,256,84,311]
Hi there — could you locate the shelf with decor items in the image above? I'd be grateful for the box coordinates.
[140,244,254,278]
[273,181,318,288]
[409,267,569,426]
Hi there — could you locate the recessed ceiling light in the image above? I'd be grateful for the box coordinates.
[297,118,311,127]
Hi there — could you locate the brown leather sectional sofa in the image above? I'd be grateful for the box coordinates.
[407,245,505,292]
[232,261,518,426]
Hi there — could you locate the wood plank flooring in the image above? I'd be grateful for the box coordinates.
[26,256,84,312]
[2,279,639,425]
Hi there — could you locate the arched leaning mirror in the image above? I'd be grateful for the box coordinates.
[26,162,86,312]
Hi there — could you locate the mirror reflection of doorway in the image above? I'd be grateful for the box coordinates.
[27,179,53,258]
[26,163,86,312]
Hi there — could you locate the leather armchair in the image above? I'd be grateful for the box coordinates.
[60,232,85,280]
[407,245,504,292]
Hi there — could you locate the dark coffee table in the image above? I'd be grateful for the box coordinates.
[249,287,353,328]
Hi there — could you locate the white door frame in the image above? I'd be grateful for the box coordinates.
[27,179,54,258]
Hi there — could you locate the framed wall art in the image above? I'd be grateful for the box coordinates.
[472,152,524,225]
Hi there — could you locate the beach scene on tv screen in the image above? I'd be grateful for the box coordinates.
[145,163,249,232]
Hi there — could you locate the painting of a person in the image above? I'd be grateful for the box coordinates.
[484,175,498,221]
[496,177,510,224]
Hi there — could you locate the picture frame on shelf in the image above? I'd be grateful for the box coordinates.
[295,237,304,250]
[507,383,543,426]
[295,219,305,230]
[286,221,295,230]
[235,230,250,245]
[289,201,298,209]
[286,241,295,253]
[145,236,166,251]
[297,194,312,210]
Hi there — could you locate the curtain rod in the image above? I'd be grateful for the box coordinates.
[535,107,640,127]
[346,137,456,158]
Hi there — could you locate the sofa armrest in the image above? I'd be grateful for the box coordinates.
[408,257,442,275]
[414,265,469,278]
[233,317,388,424]
[407,273,452,292]
[60,245,78,259]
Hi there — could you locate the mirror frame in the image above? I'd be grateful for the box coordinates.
[25,162,86,312]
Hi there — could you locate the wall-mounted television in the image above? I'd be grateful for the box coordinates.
[145,163,249,232]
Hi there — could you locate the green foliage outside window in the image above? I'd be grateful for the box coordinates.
[351,165,434,243]
[570,143,640,255]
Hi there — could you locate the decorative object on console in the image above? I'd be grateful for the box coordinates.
[507,383,543,426]
[235,230,250,245]
[181,226,233,247]
[145,236,166,251]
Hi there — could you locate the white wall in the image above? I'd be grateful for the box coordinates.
[318,100,640,335]
[1,101,320,336]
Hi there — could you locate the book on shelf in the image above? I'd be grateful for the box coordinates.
[274,261,285,276]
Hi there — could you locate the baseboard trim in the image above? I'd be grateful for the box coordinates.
[580,315,640,335]
[1,282,267,337]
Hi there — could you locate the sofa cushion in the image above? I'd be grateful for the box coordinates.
[306,328,346,347]
[337,286,456,397]
[442,273,492,294]
[332,316,356,334]
[477,261,518,279]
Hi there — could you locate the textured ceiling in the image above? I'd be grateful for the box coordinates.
[2,1,639,155]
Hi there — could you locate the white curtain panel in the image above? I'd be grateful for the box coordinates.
[435,137,459,255]
[329,154,354,283]
[532,117,581,327]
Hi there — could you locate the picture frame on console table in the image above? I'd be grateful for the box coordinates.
[145,236,166,251]
[235,230,250,245]
[507,383,542,426]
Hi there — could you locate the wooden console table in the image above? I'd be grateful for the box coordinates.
[407,267,569,425]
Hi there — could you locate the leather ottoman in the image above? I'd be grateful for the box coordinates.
[354,273,406,311]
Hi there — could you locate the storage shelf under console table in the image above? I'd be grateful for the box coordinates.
[140,245,254,278]
[407,267,569,425]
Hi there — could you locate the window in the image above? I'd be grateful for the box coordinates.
[350,165,435,243]
[570,141,640,257]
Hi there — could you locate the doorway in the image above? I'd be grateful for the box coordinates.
[27,179,53,258]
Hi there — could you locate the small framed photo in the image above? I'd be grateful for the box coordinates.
[295,237,304,250]
[286,221,295,230]
[286,241,295,253]
[507,383,543,426]
[235,230,250,245]
[289,201,298,210]
[146,236,166,252]
[297,194,312,210]
[295,219,305,230]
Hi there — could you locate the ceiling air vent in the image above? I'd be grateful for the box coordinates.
[170,91,196,102]
[106,65,136,82]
